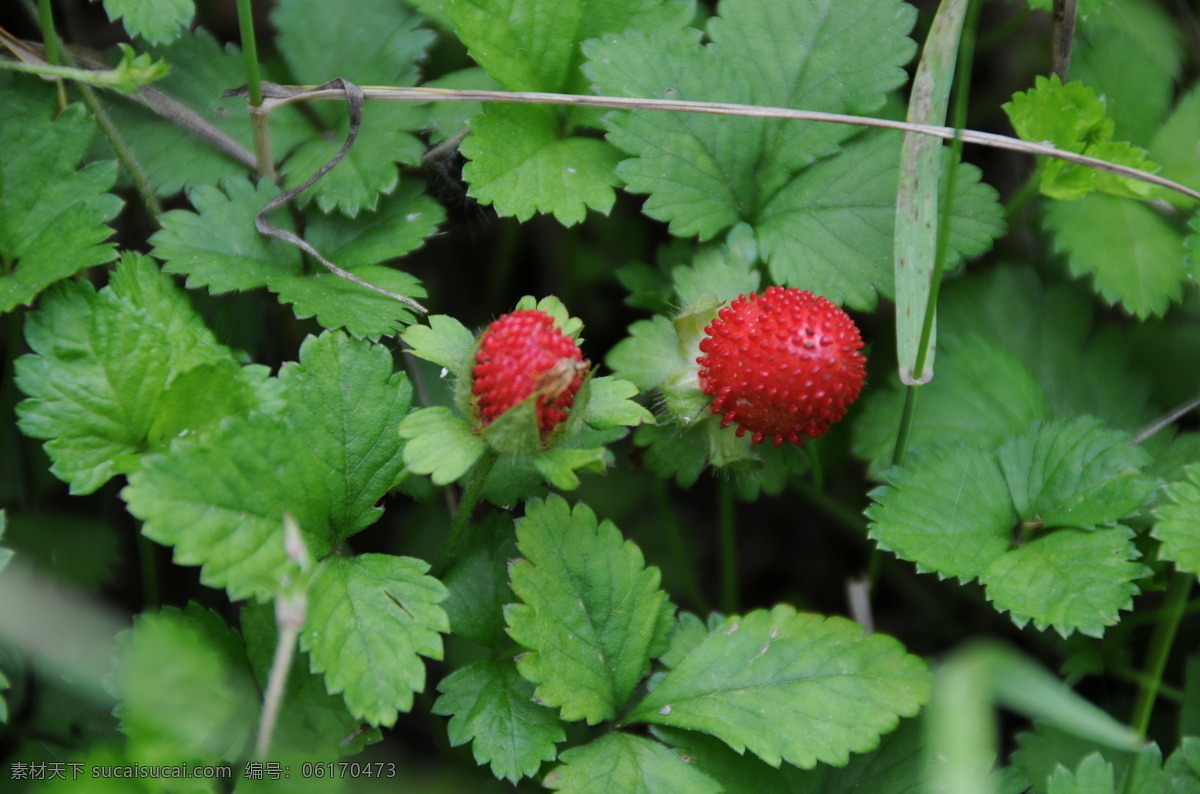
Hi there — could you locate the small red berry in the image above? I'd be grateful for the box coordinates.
[696,286,866,446]
[471,310,588,439]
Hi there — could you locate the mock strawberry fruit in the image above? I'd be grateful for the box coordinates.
[471,310,588,439]
[696,286,866,446]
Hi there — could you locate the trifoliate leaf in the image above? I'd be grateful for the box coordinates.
[579,376,653,429]
[92,29,310,196]
[1154,464,1200,576]
[544,733,721,794]
[505,495,674,724]
[272,0,433,215]
[122,412,336,600]
[998,418,1154,531]
[402,314,477,373]
[983,525,1143,638]
[112,604,256,763]
[99,0,194,44]
[460,105,622,226]
[398,407,487,485]
[671,227,762,313]
[241,604,381,760]
[441,512,517,648]
[302,554,447,726]
[606,315,690,393]
[627,605,931,769]
[853,334,1051,479]
[278,331,412,542]
[1045,193,1187,319]
[305,181,444,268]
[433,659,565,783]
[0,100,121,312]
[151,177,303,293]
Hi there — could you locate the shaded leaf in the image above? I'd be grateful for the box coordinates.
[544,732,720,794]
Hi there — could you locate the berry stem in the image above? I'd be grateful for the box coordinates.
[433,450,498,578]
[717,480,738,614]
[1130,571,1192,740]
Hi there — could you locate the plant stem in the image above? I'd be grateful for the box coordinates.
[235,0,275,181]
[135,533,160,609]
[36,0,67,110]
[652,479,709,614]
[256,593,305,759]
[74,79,163,224]
[1131,571,1193,739]
[805,441,824,491]
[432,451,497,577]
[717,480,737,614]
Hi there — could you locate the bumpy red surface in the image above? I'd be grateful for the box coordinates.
[697,286,867,446]
[471,310,586,437]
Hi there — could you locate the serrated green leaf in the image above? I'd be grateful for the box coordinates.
[240,602,379,758]
[606,315,690,392]
[0,100,122,312]
[1154,464,1200,576]
[1045,193,1187,319]
[441,512,517,647]
[278,331,412,542]
[671,229,762,312]
[433,659,565,783]
[983,525,1143,638]
[305,181,444,267]
[147,359,267,445]
[398,407,487,485]
[505,495,673,724]
[853,334,1051,479]
[634,422,710,488]
[402,314,477,375]
[113,604,256,763]
[544,732,721,794]
[1151,83,1200,209]
[529,447,608,490]
[461,105,622,226]
[99,0,194,44]
[580,376,653,429]
[627,605,930,769]
[272,266,427,337]
[997,418,1154,530]
[122,412,336,600]
[301,554,448,726]
[151,177,303,293]
[1049,753,1116,794]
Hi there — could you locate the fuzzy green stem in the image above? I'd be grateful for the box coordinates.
[235,0,275,180]
[652,479,709,614]
[1131,572,1193,740]
[74,78,162,223]
[433,452,497,577]
[717,480,737,615]
[36,0,67,109]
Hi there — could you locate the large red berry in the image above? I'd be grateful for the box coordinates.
[471,310,587,438]
[696,286,866,446]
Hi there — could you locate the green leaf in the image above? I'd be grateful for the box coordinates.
[579,376,654,429]
[99,0,194,44]
[122,412,336,600]
[1045,193,1187,319]
[305,181,444,268]
[402,314,478,374]
[112,603,256,763]
[151,177,303,293]
[0,100,122,312]
[398,407,488,485]
[627,605,930,769]
[301,554,448,726]
[271,266,428,338]
[544,732,721,794]
[606,315,691,393]
[147,359,268,446]
[441,512,517,648]
[1151,83,1200,209]
[997,418,1154,531]
[240,602,379,758]
[461,105,622,226]
[983,525,1144,638]
[1154,464,1200,576]
[433,659,565,783]
[670,226,762,312]
[278,331,412,542]
[505,495,674,724]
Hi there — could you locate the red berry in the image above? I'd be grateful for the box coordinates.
[471,310,587,439]
[696,286,866,446]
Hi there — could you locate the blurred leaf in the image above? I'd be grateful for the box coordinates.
[544,732,721,794]
[6,513,120,591]
[1154,464,1200,576]
[440,512,517,648]
[99,0,194,44]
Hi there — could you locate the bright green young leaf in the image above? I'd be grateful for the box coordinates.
[997,418,1154,530]
[398,407,488,485]
[151,177,303,293]
[0,98,122,312]
[92,29,310,196]
[576,376,653,430]
[853,334,1050,479]
[112,603,256,763]
[301,554,448,726]
[278,332,412,543]
[441,512,517,648]
[99,0,194,44]
[505,495,674,724]
[1045,193,1187,319]
[627,605,930,769]
[433,659,565,783]
[982,525,1144,638]
[606,315,690,393]
[530,447,610,490]
[402,314,478,374]
[544,732,721,794]
[240,603,379,758]
[1154,464,1200,576]
[123,412,336,600]
[670,224,761,311]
